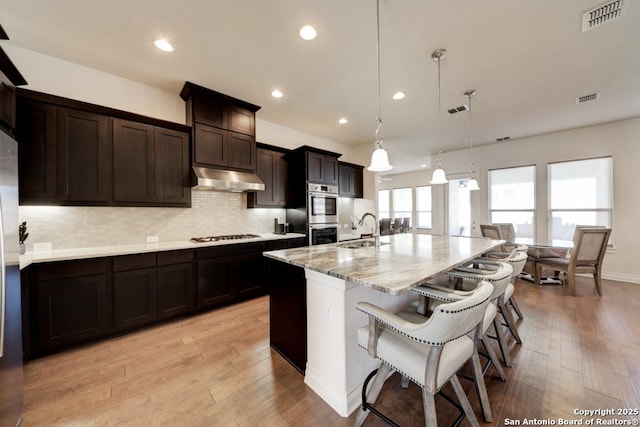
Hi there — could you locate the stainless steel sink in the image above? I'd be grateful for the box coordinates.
[338,239,390,249]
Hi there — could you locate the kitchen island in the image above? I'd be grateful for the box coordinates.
[264,233,502,417]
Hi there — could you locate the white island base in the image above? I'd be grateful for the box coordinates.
[303,269,417,417]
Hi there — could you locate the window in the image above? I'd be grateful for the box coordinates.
[377,189,390,219]
[416,186,432,229]
[548,157,612,242]
[393,188,412,226]
[489,165,536,241]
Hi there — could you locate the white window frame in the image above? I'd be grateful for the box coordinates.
[488,165,537,241]
[416,185,432,230]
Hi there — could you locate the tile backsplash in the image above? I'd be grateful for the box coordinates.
[19,190,285,250]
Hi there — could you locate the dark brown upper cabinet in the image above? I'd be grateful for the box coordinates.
[338,161,364,198]
[181,81,260,173]
[16,89,191,207]
[56,108,112,203]
[248,145,288,208]
[0,41,27,133]
[307,151,339,185]
[113,119,190,206]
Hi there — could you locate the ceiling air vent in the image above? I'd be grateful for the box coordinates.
[582,0,626,32]
[496,136,511,142]
[575,92,600,104]
[447,104,468,115]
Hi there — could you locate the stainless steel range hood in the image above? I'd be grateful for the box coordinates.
[192,166,265,192]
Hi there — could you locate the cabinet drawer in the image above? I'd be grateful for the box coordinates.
[157,250,194,266]
[113,253,156,272]
[38,258,109,281]
[197,242,266,260]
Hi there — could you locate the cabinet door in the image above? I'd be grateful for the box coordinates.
[236,252,266,297]
[157,263,194,320]
[338,164,353,196]
[113,119,155,203]
[57,108,111,202]
[353,166,364,198]
[227,105,255,136]
[307,152,324,183]
[113,268,158,331]
[193,95,226,128]
[197,257,234,308]
[155,127,190,205]
[16,99,58,203]
[193,123,227,167]
[322,155,339,185]
[227,131,256,171]
[36,274,108,352]
[254,149,276,206]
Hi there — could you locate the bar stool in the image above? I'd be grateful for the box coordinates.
[355,281,494,427]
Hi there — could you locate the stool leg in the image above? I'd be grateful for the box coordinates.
[401,375,410,389]
[450,375,480,427]
[499,301,522,344]
[355,364,393,427]
[509,295,524,319]
[480,335,506,381]
[492,316,512,367]
[421,388,438,427]
[470,352,493,423]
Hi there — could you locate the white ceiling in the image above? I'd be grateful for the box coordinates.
[1,0,639,174]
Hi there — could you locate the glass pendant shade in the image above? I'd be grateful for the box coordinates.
[467,177,480,191]
[368,147,393,172]
[430,167,448,184]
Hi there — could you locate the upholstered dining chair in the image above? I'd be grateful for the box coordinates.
[393,217,403,234]
[493,223,515,243]
[480,224,502,240]
[379,218,392,236]
[535,227,611,296]
[402,217,411,233]
[355,281,494,427]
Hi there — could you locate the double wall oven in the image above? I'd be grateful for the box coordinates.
[307,183,339,245]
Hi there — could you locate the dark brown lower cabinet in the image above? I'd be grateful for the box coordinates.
[34,258,109,353]
[158,263,194,320]
[197,257,234,308]
[24,239,298,358]
[113,267,158,331]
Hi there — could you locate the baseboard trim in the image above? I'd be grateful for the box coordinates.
[602,272,640,284]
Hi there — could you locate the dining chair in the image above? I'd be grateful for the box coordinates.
[355,281,494,427]
[493,223,515,243]
[480,224,502,240]
[393,217,403,234]
[535,227,611,296]
[402,217,411,233]
[379,218,392,236]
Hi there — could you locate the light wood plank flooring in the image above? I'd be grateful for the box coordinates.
[22,276,640,426]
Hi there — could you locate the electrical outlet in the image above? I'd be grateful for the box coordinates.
[146,236,159,243]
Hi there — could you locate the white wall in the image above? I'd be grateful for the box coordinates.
[378,117,640,283]
[6,45,375,249]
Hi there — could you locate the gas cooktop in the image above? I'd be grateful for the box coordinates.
[190,234,261,243]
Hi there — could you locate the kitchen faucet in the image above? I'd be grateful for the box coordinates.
[358,212,380,247]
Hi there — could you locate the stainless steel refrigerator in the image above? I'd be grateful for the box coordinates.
[0,128,23,426]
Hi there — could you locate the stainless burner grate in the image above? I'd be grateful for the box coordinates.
[190,234,261,243]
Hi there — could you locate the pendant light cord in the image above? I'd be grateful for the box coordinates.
[375,0,383,148]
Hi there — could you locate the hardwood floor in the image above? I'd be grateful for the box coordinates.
[22,276,640,426]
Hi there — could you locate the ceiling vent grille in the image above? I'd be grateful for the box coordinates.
[496,136,511,142]
[582,0,626,32]
[575,92,600,104]
[447,105,468,115]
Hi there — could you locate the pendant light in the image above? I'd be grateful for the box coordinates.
[429,49,448,184]
[464,89,480,191]
[367,0,393,172]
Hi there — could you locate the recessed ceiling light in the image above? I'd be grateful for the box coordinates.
[299,25,317,41]
[392,91,406,100]
[271,89,284,98]
[154,39,174,52]
[420,164,427,168]
[338,118,348,124]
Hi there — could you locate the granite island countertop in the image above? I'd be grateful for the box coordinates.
[263,233,503,295]
[20,233,306,269]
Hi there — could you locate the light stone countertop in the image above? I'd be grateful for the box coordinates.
[263,234,503,295]
[19,233,306,269]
